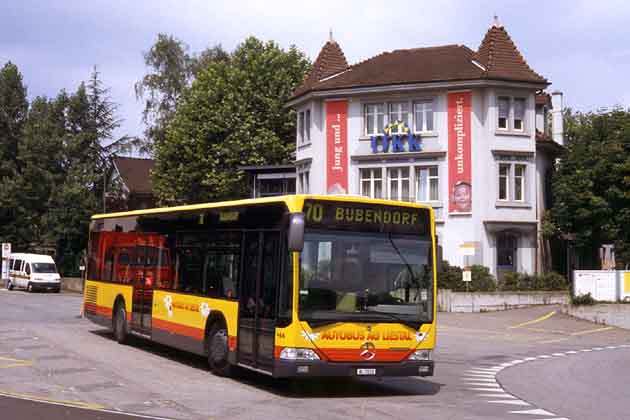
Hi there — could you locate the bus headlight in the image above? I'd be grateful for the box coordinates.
[408,350,432,361]
[279,348,320,361]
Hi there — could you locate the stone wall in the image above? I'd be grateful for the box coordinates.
[438,289,569,312]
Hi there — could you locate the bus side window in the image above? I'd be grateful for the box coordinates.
[104,248,114,282]
[117,249,131,283]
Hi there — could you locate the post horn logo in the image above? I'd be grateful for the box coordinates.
[360,342,376,361]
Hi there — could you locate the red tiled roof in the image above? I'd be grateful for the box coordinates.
[113,157,155,194]
[293,40,348,97]
[291,24,548,100]
[474,24,547,84]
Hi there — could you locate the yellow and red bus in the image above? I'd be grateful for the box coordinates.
[83,195,436,378]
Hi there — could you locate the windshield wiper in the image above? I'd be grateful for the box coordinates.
[362,308,422,330]
[388,233,420,291]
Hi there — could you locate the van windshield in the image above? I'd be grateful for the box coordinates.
[32,263,57,273]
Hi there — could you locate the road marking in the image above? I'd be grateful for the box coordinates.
[551,353,566,357]
[464,378,497,383]
[509,310,556,329]
[478,393,516,398]
[469,387,506,391]
[0,356,33,369]
[0,389,176,420]
[537,355,552,359]
[0,389,103,410]
[570,326,613,336]
[509,408,555,415]
[565,350,578,354]
[465,382,500,387]
[488,399,530,406]
[538,338,568,344]
[592,347,604,351]
[580,349,593,352]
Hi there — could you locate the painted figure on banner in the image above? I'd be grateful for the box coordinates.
[447,91,472,213]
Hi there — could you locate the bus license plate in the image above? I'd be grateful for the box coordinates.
[357,368,376,376]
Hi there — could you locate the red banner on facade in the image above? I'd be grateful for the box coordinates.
[448,91,472,213]
[326,100,348,194]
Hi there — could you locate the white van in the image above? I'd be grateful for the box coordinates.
[7,253,61,293]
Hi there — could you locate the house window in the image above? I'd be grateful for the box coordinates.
[414,99,434,132]
[298,111,305,143]
[513,98,525,131]
[364,104,385,135]
[360,168,383,199]
[388,102,409,132]
[498,97,509,129]
[498,162,527,202]
[416,166,439,202]
[387,167,410,201]
[305,109,311,141]
[514,164,525,201]
[298,171,310,194]
[498,96,527,131]
[498,163,510,200]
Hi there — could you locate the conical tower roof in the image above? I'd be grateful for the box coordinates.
[475,21,547,83]
[293,40,348,97]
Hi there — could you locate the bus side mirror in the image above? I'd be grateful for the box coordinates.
[288,212,305,252]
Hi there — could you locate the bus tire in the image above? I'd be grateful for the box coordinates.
[6,280,13,290]
[113,302,129,344]
[207,323,232,377]
[27,283,33,293]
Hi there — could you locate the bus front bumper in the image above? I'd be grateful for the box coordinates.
[273,360,434,378]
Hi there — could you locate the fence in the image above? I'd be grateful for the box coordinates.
[573,270,630,301]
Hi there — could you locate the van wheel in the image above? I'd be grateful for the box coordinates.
[113,303,129,344]
[27,283,33,293]
[7,281,13,291]
[207,324,232,377]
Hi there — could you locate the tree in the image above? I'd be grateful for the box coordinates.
[153,37,310,205]
[135,34,229,153]
[550,108,630,268]
[0,62,28,246]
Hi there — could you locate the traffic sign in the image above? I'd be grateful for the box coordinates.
[1,243,10,258]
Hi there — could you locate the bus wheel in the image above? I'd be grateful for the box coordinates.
[207,324,232,377]
[6,280,13,291]
[27,283,33,293]
[113,303,129,344]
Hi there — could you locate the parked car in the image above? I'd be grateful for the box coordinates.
[7,253,61,293]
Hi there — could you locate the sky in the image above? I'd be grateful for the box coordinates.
[2,0,630,145]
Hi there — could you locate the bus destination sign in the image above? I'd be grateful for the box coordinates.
[303,200,429,236]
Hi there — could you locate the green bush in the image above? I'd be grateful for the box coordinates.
[497,271,568,291]
[439,262,568,292]
[437,262,496,292]
[571,292,596,305]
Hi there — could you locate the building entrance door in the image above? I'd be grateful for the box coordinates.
[497,231,518,281]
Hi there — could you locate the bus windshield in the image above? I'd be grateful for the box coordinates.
[299,230,433,326]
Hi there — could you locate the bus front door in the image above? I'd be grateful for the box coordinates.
[238,231,279,372]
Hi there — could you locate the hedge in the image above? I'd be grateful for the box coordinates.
[437,261,568,292]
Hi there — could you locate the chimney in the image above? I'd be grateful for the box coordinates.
[551,91,563,146]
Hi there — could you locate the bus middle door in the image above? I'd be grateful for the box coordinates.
[238,231,279,372]
[131,242,154,334]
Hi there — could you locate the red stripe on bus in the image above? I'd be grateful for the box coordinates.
[273,347,413,362]
[318,348,413,362]
[152,318,205,341]
[85,303,112,319]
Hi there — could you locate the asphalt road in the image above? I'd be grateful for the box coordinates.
[1,288,629,420]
